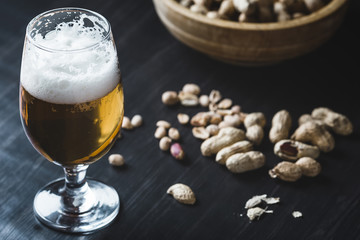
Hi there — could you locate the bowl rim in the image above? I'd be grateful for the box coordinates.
[161,0,347,30]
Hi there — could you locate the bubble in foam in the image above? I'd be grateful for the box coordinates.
[21,14,119,104]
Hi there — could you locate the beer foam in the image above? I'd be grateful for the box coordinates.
[21,14,120,104]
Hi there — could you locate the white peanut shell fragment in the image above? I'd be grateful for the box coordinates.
[262,197,280,205]
[226,151,265,173]
[167,183,196,205]
[216,140,253,165]
[201,127,246,156]
[245,194,267,209]
[292,211,303,218]
[274,139,320,161]
[247,207,273,221]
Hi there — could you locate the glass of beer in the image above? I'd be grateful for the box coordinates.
[19,8,123,233]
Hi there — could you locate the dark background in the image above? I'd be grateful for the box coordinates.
[1,0,360,239]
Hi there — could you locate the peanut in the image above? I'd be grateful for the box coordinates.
[226,151,265,173]
[162,91,179,106]
[208,102,218,112]
[209,112,223,124]
[179,0,328,22]
[206,124,220,136]
[291,121,334,152]
[223,114,242,127]
[209,90,222,103]
[201,127,246,156]
[231,105,241,114]
[292,12,305,19]
[131,114,143,128]
[154,126,167,139]
[194,0,213,8]
[180,0,193,7]
[191,112,210,127]
[122,116,133,130]
[182,83,201,95]
[244,112,265,145]
[304,0,324,12]
[170,143,185,160]
[159,136,172,151]
[274,139,320,161]
[192,127,210,140]
[216,109,233,116]
[244,112,266,128]
[156,120,171,129]
[177,113,190,125]
[178,91,199,107]
[295,157,321,177]
[199,95,210,107]
[207,11,220,19]
[311,107,353,136]
[190,4,209,14]
[246,124,264,145]
[269,161,302,182]
[269,110,292,143]
[218,98,233,109]
[108,154,125,166]
[219,0,236,19]
[167,183,196,205]
[218,121,233,128]
[298,114,324,127]
[216,140,253,165]
[277,10,291,22]
[168,127,181,140]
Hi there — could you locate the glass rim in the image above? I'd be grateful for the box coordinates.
[25,7,112,53]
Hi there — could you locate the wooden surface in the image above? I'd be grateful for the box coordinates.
[0,0,359,239]
[153,0,348,65]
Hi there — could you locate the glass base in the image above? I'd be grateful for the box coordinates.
[33,178,120,233]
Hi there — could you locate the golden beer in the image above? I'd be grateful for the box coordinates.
[20,82,124,166]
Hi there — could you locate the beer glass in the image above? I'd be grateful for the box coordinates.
[19,8,123,233]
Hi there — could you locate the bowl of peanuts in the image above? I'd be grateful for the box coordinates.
[153,0,348,65]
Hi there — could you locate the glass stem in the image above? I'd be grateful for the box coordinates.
[61,165,96,214]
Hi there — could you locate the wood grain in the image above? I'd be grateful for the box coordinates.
[0,0,359,239]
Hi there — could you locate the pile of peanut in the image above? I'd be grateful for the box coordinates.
[268,108,353,182]
[108,114,144,167]
[177,0,331,23]
[160,83,266,174]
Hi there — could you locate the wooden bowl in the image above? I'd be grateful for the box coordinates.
[153,0,348,65]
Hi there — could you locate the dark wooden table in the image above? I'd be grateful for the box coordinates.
[1,0,360,239]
